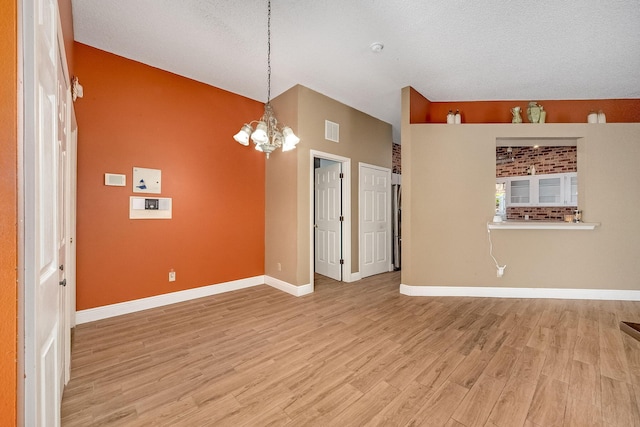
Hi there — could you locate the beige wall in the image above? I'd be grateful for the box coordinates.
[401,88,640,290]
[266,87,299,284]
[266,85,393,286]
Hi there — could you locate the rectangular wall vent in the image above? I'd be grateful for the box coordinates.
[325,120,339,143]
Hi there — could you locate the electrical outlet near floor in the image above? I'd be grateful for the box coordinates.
[277,262,282,271]
[169,270,176,282]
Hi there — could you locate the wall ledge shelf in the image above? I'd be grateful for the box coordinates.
[488,221,600,230]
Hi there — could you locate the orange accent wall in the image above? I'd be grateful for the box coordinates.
[0,0,18,425]
[74,43,265,310]
[417,99,640,124]
[409,87,431,124]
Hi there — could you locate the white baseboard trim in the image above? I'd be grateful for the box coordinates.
[76,275,265,324]
[345,272,361,283]
[265,275,313,297]
[399,284,640,301]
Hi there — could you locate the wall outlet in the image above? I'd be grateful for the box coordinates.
[277,262,282,271]
[169,270,176,282]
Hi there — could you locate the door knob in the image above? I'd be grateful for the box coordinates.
[59,279,66,287]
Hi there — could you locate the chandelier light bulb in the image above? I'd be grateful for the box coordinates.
[233,124,252,146]
[283,127,300,146]
[251,121,268,144]
[282,140,296,152]
[282,127,299,151]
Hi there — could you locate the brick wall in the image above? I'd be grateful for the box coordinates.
[496,146,576,177]
[497,146,577,220]
[507,206,576,221]
[393,143,401,174]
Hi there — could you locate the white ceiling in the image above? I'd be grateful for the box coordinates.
[72,0,640,143]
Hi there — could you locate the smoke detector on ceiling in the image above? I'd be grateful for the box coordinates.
[370,42,384,53]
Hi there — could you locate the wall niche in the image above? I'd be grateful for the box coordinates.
[496,140,577,221]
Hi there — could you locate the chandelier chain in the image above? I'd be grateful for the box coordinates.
[267,0,271,104]
[232,0,299,158]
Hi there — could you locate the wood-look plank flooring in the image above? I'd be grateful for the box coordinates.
[61,272,640,426]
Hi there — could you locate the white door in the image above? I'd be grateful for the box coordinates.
[23,0,68,424]
[360,164,391,278]
[56,52,71,391]
[314,162,342,280]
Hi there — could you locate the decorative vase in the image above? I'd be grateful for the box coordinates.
[446,110,455,124]
[598,110,606,123]
[454,110,461,124]
[511,106,522,123]
[587,111,598,123]
[539,107,546,123]
[527,102,541,123]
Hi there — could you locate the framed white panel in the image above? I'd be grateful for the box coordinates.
[129,197,172,219]
[132,167,161,194]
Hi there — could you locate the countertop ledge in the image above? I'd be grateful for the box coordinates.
[487,221,600,230]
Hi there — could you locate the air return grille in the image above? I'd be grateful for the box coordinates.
[325,120,339,142]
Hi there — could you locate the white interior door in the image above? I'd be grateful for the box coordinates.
[314,162,342,281]
[23,0,68,424]
[360,164,391,278]
[56,52,71,390]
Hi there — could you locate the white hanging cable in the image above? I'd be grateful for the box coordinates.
[487,226,506,277]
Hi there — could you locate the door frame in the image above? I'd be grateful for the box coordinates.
[358,162,393,277]
[313,160,342,281]
[20,0,75,422]
[61,83,77,386]
[309,150,352,289]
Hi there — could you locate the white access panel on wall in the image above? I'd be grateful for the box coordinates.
[129,197,172,219]
[133,167,161,194]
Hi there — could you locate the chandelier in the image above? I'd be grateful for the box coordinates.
[233,0,300,158]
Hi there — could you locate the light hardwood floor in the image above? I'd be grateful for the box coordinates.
[62,272,640,426]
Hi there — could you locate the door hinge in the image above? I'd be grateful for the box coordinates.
[339,259,344,265]
[339,172,344,179]
[339,216,344,222]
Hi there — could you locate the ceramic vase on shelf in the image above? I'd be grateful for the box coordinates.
[598,110,606,123]
[454,110,461,124]
[527,101,542,123]
[539,107,546,123]
[511,106,522,123]
[446,110,455,124]
[587,111,598,123]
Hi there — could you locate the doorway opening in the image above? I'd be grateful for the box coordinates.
[310,150,351,290]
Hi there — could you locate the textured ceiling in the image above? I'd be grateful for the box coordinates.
[72,0,640,142]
